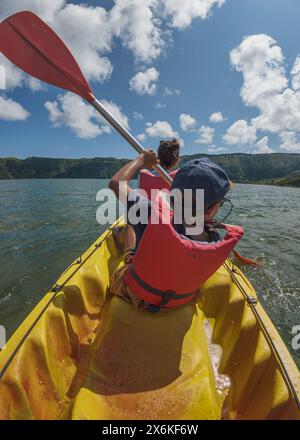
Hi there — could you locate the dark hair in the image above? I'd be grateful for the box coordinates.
[157,138,180,169]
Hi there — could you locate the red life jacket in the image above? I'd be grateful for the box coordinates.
[139,169,179,199]
[124,199,244,310]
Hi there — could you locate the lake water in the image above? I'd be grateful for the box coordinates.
[0,179,299,366]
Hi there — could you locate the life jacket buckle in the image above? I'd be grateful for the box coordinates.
[159,290,176,306]
[146,290,176,313]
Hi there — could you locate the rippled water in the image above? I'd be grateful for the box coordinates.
[0,179,299,366]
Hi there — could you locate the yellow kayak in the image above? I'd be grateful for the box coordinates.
[0,218,299,420]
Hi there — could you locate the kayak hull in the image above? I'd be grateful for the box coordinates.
[0,218,299,420]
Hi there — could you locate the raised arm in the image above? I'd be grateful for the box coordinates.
[109,149,158,200]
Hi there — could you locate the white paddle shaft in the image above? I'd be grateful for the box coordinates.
[91,98,172,186]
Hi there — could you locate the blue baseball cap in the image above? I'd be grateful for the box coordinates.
[171,157,230,210]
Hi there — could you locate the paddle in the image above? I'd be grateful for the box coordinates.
[0,11,171,185]
[0,11,258,266]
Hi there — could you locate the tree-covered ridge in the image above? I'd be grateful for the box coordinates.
[0,153,300,186]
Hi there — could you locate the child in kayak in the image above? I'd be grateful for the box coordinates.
[138,138,180,198]
[124,138,181,249]
[109,150,243,312]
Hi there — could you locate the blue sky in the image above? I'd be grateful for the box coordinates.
[1,0,300,159]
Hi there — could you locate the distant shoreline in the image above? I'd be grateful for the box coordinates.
[1,153,300,187]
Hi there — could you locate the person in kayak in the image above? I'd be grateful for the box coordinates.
[124,138,181,249]
[109,150,244,312]
[138,138,180,198]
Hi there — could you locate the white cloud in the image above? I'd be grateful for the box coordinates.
[129,68,159,96]
[291,56,300,90]
[110,0,163,63]
[159,0,225,30]
[279,131,300,153]
[101,99,130,130]
[209,111,226,123]
[54,4,113,83]
[110,1,226,62]
[155,102,166,109]
[137,133,146,142]
[0,56,46,92]
[230,34,300,137]
[163,87,181,96]
[0,0,65,22]
[133,111,144,120]
[223,119,256,145]
[0,65,6,90]
[252,88,300,133]
[44,93,129,139]
[230,34,287,108]
[196,125,214,144]
[109,0,225,62]
[252,136,273,154]
[207,145,227,153]
[140,120,184,145]
[179,113,196,131]
[146,120,178,138]
[27,77,45,92]
[0,96,30,121]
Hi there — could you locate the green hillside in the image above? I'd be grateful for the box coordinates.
[1,153,300,186]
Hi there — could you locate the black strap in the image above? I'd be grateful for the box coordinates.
[128,265,195,312]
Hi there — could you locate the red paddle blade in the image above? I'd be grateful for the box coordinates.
[0,11,94,102]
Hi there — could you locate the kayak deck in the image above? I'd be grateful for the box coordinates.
[0,219,299,420]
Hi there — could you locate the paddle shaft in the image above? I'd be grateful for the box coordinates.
[91,98,172,186]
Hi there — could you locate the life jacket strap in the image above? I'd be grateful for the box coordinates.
[127,265,195,312]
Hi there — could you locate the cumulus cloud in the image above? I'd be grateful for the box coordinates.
[137,133,146,142]
[159,0,225,30]
[252,136,273,154]
[44,93,129,139]
[279,131,300,153]
[110,1,226,61]
[129,68,159,95]
[230,33,300,150]
[0,96,30,121]
[0,0,65,22]
[196,125,214,144]
[230,34,287,108]
[146,120,178,138]
[110,0,163,64]
[155,102,166,109]
[0,56,45,92]
[179,113,196,131]
[133,111,144,120]
[209,111,226,123]
[291,56,300,90]
[0,65,6,90]
[138,120,184,145]
[54,4,113,83]
[163,87,181,96]
[101,99,130,130]
[207,145,227,153]
[223,119,257,145]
